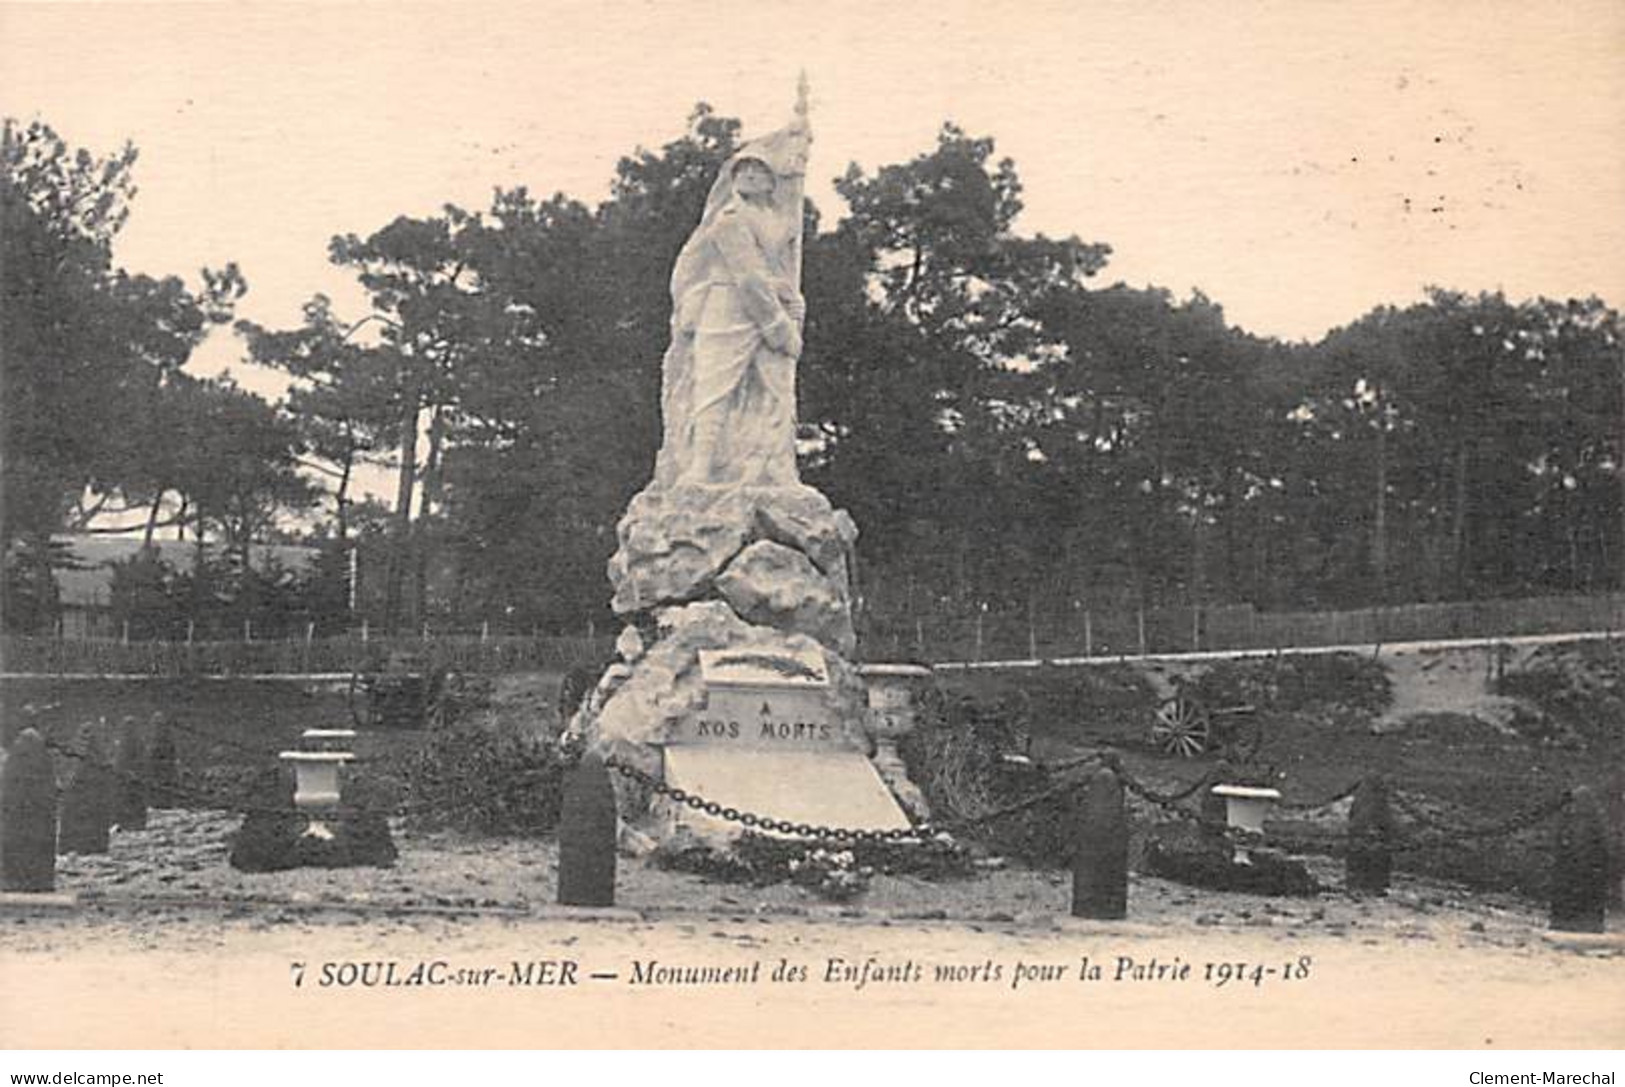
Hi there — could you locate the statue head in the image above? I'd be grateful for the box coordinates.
[731,156,777,200]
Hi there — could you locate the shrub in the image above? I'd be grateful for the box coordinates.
[556,662,603,725]
[1187,652,1392,725]
[1495,642,1625,749]
[1057,664,1161,743]
[403,720,566,835]
[1142,823,1321,896]
[937,663,1159,746]
[229,806,398,871]
[899,684,1080,867]
[1396,712,1513,746]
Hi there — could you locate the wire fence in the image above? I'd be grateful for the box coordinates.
[10,588,1625,677]
[861,590,1625,663]
[0,632,616,677]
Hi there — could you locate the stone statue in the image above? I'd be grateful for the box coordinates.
[579,81,928,849]
[654,79,812,490]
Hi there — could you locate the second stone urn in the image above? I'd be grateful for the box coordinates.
[858,663,934,822]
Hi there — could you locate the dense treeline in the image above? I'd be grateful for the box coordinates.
[1,119,316,632]
[4,109,1621,637]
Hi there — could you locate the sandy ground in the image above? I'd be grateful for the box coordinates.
[22,807,1565,924]
[3,808,1622,1049]
[1375,644,1529,731]
[5,646,1620,1050]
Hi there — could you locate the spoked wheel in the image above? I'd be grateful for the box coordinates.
[1152,695,1210,758]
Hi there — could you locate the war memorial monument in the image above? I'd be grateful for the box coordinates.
[565,81,928,848]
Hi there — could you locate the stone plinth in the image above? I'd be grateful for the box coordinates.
[588,602,867,754]
[577,604,917,845]
[655,648,911,842]
[661,748,912,842]
[579,478,939,848]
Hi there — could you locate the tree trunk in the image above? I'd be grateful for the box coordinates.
[384,401,420,635]
[142,491,164,547]
[1569,522,1582,590]
[1617,347,1625,592]
[412,406,447,632]
[1189,512,1204,606]
[954,531,969,604]
[191,513,208,631]
[1220,491,1239,603]
[335,446,353,543]
[1372,397,1389,604]
[1449,437,1470,597]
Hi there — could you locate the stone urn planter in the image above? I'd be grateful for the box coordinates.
[231,732,394,872]
[857,663,934,821]
[279,750,354,838]
[1209,783,1282,864]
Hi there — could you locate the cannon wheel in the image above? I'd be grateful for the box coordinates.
[1151,694,1210,757]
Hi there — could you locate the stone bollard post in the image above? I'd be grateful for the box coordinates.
[1,729,58,891]
[1345,775,1395,895]
[557,752,617,907]
[1550,785,1609,934]
[58,722,114,855]
[113,716,149,832]
[1071,766,1128,919]
[147,714,180,810]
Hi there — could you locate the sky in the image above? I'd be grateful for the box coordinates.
[5,0,1623,393]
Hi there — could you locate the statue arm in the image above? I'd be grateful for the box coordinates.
[712,214,801,356]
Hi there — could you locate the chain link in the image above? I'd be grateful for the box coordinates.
[1115,764,1216,810]
[933,776,1084,832]
[604,756,945,844]
[601,747,1584,861]
[1275,779,1364,812]
[1390,788,1573,844]
[159,715,285,761]
[598,752,1132,844]
[40,736,301,817]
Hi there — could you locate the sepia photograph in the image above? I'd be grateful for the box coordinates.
[1,0,1622,1063]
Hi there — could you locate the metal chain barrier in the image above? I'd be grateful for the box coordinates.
[600,751,1128,845]
[1112,762,1217,812]
[1275,779,1364,813]
[937,771,1096,833]
[159,715,286,761]
[41,735,299,817]
[1389,787,1573,848]
[42,732,537,823]
[604,756,942,844]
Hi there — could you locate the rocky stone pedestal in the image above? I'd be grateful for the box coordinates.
[607,484,858,654]
[571,482,922,847]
